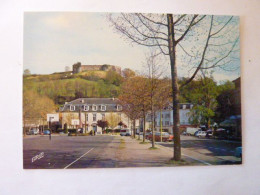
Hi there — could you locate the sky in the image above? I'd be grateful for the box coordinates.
[24,12,240,82]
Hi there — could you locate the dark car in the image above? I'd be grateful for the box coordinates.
[43,130,50,135]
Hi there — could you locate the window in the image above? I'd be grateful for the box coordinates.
[93,113,97,121]
[165,121,170,126]
[166,113,170,118]
[92,105,97,111]
[84,105,89,111]
[101,105,106,111]
[70,105,75,111]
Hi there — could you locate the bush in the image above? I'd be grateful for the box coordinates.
[56,128,64,133]
[78,133,91,136]
[68,129,77,133]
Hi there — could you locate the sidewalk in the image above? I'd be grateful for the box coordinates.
[116,136,205,167]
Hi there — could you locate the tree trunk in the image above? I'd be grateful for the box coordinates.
[85,112,87,133]
[167,14,181,161]
[133,119,136,138]
[160,109,162,142]
[143,112,146,143]
[151,111,155,148]
[138,118,141,140]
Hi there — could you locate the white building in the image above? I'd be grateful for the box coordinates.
[59,98,132,134]
[154,103,193,133]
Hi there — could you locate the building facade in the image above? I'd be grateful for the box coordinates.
[72,63,121,74]
[154,103,193,133]
[59,98,130,134]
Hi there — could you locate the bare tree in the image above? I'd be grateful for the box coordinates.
[144,51,165,148]
[109,13,239,160]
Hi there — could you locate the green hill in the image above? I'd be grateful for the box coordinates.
[23,70,123,106]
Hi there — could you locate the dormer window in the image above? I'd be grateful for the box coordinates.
[84,105,89,111]
[70,105,75,111]
[101,105,106,111]
[92,105,97,111]
[117,105,122,111]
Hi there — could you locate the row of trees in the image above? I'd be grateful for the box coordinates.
[109,13,239,160]
[119,52,172,148]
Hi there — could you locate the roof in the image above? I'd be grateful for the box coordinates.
[69,98,120,105]
[60,98,122,112]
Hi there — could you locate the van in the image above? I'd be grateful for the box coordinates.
[120,129,131,136]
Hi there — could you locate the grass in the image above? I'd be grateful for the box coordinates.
[139,141,149,144]
[119,139,125,150]
[149,147,159,150]
[166,159,191,166]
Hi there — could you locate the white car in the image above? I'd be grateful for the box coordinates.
[120,129,131,136]
[196,131,207,138]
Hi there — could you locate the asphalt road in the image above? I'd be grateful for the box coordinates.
[158,135,242,164]
[23,134,242,169]
[23,135,120,169]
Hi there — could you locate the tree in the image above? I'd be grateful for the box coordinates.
[23,90,56,135]
[23,69,31,75]
[154,78,172,142]
[144,51,164,148]
[107,113,120,133]
[122,68,135,79]
[109,13,239,160]
[119,75,150,142]
[97,120,109,132]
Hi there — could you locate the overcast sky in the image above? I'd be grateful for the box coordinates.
[24,12,240,82]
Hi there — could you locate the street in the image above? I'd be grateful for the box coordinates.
[23,134,242,169]
[158,135,242,165]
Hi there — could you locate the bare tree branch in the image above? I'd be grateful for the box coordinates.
[180,16,214,88]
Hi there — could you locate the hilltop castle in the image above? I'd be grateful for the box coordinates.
[72,62,121,74]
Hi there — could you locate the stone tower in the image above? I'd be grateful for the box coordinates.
[72,62,82,73]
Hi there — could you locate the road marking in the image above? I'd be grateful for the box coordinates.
[182,154,212,166]
[64,148,94,169]
[157,143,213,166]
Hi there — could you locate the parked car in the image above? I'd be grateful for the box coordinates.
[186,127,200,136]
[145,132,152,139]
[147,132,174,142]
[194,130,199,137]
[43,130,50,135]
[28,128,39,135]
[195,131,207,138]
[120,129,131,136]
[235,146,242,158]
[206,129,213,138]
